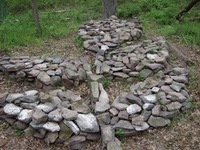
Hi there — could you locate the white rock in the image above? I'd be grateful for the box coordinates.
[63,120,80,135]
[4,103,22,116]
[126,104,142,114]
[6,93,24,103]
[17,109,34,123]
[24,90,38,96]
[143,95,157,103]
[43,122,60,132]
[152,87,160,93]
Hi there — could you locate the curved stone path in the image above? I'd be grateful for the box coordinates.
[0,17,191,150]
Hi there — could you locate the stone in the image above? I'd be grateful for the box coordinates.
[99,83,109,103]
[3,103,22,116]
[47,70,56,76]
[91,82,99,102]
[62,74,74,88]
[126,104,142,115]
[118,110,129,120]
[142,94,158,103]
[65,69,78,80]
[168,92,187,102]
[113,72,129,78]
[101,125,115,144]
[102,63,111,73]
[110,117,119,125]
[62,108,78,120]
[71,102,90,114]
[32,109,47,125]
[139,69,153,78]
[59,122,73,141]
[170,81,185,92]
[51,76,62,86]
[152,105,161,116]
[171,75,188,83]
[147,63,164,72]
[78,68,86,81]
[14,121,28,130]
[133,122,149,131]
[17,109,34,123]
[120,31,131,42]
[173,67,189,75]
[143,103,154,111]
[63,120,80,135]
[152,87,160,93]
[24,90,38,96]
[64,135,86,146]
[148,116,170,127]
[20,102,39,109]
[48,109,63,122]
[6,93,24,103]
[161,86,174,94]
[86,133,101,141]
[27,70,40,77]
[0,92,8,106]
[37,72,51,85]
[44,132,59,144]
[34,59,44,64]
[87,72,105,82]
[20,95,38,103]
[166,102,182,111]
[109,108,119,116]
[95,102,110,114]
[126,94,143,106]
[114,120,134,130]
[43,122,60,132]
[96,112,111,125]
[75,113,99,133]
[107,140,122,150]
[36,102,56,113]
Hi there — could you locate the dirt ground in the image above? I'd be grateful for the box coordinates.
[0,34,199,150]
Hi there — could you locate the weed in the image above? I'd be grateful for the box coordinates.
[115,130,126,143]
[188,67,198,90]
[102,78,110,89]
[14,128,24,136]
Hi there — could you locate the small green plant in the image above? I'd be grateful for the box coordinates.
[14,128,24,136]
[115,130,126,143]
[188,67,198,90]
[102,78,110,89]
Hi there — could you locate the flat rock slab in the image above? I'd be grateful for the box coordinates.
[4,103,22,116]
[75,113,99,133]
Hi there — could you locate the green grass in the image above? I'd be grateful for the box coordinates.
[0,0,199,53]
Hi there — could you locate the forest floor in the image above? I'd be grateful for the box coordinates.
[0,28,200,150]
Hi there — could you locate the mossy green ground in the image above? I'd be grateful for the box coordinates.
[0,0,199,53]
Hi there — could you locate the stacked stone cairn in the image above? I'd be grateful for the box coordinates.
[0,16,192,150]
[79,15,143,54]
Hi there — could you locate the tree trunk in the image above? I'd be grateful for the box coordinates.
[176,0,200,20]
[102,0,117,19]
[31,0,40,29]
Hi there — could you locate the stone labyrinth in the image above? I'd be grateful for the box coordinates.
[0,16,192,150]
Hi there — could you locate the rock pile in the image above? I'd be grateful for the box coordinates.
[78,16,143,53]
[0,56,90,91]
[0,17,192,150]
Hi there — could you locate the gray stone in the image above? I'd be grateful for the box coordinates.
[3,103,22,116]
[17,109,34,123]
[63,120,80,135]
[161,86,174,94]
[34,59,44,64]
[132,121,150,131]
[101,125,115,144]
[32,109,47,125]
[51,76,62,86]
[47,70,56,76]
[148,116,170,127]
[171,76,188,83]
[142,94,158,103]
[96,112,111,125]
[107,140,122,150]
[75,113,99,133]
[126,94,143,106]
[27,70,40,77]
[78,68,86,81]
[166,102,182,111]
[37,72,51,85]
[64,135,86,146]
[24,90,38,96]
[147,63,164,72]
[43,122,60,132]
[0,92,8,106]
[95,102,110,114]
[152,105,161,116]
[48,109,62,122]
[152,87,160,93]
[143,103,154,111]
[170,81,185,92]
[168,92,187,102]
[126,104,142,115]
[62,108,78,120]
[102,63,111,73]
[59,122,73,141]
[91,82,99,102]
[139,69,153,78]
[99,83,109,103]
[87,72,105,82]
[114,120,134,130]
[118,110,129,120]
[6,93,24,103]
[20,95,38,103]
[65,69,78,80]
[36,102,56,113]
[109,108,119,116]
[44,132,58,144]
[71,102,90,114]
[113,72,129,78]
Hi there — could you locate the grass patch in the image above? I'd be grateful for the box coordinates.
[1,0,199,53]
[13,128,24,136]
